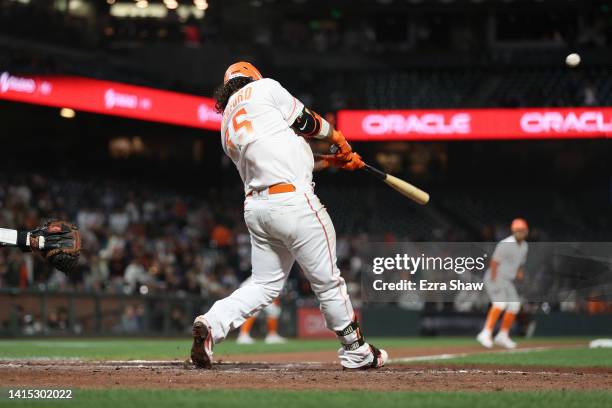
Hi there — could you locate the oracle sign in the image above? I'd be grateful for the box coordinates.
[0,72,220,131]
[338,108,612,141]
[520,111,612,134]
[362,113,471,135]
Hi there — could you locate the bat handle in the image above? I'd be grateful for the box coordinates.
[363,164,387,181]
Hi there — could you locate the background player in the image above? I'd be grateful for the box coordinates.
[236,276,286,344]
[237,298,286,345]
[477,218,529,349]
[190,61,387,370]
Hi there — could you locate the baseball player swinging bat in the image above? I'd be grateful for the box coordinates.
[191,61,388,371]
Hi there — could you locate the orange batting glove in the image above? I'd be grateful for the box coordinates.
[330,130,352,161]
[339,152,365,171]
[317,153,365,171]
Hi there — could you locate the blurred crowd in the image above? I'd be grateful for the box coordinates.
[0,173,374,302]
[0,173,246,297]
[1,171,609,338]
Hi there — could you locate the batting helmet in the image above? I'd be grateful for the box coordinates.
[511,218,528,231]
[223,61,262,85]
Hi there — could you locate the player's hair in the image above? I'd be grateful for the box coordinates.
[214,77,254,113]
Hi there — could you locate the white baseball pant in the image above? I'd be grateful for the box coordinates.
[238,277,281,319]
[484,277,521,313]
[196,189,373,367]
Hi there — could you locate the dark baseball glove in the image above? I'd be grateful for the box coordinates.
[30,221,81,273]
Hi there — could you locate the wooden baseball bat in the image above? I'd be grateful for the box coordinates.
[363,164,430,205]
[323,145,429,204]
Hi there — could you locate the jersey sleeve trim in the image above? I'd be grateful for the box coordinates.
[286,97,304,125]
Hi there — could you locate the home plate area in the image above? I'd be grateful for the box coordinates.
[2,343,610,392]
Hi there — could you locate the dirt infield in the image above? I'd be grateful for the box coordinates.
[2,344,610,392]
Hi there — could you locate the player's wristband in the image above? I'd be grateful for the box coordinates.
[0,228,44,251]
[17,231,32,251]
[314,117,331,140]
[0,228,30,250]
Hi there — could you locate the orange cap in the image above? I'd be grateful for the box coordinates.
[223,61,262,85]
[511,218,528,231]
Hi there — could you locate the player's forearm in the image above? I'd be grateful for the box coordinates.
[313,154,330,172]
[292,107,355,164]
[313,159,329,172]
[0,227,39,251]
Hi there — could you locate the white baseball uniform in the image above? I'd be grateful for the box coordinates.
[196,78,373,368]
[240,276,281,319]
[484,235,528,313]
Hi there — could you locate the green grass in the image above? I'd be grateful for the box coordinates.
[0,337,586,360]
[421,347,612,368]
[1,390,610,408]
[0,339,608,408]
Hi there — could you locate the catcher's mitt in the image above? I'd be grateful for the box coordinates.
[30,221,81,273]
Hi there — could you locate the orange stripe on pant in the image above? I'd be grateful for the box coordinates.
[500,311,516,333]
[304,193,353,322]
[485,306,503,331]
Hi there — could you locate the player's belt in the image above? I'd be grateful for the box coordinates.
[246,183,296,197]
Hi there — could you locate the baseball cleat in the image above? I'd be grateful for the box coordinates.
[191,320,213,368]
[493,332,517,349]
[370,345,388,369]
[264,333,287,344]
[236,333,256,345]
[343,345,388,370]
[476,330,494,348]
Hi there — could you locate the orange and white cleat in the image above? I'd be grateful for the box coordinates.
[191,320,213,368]
[494,332,517,349]
[477,329,494,349]
[264,333,288,344]
[236,332,256,345]
[342,345,388,370]
[368,345,388,369]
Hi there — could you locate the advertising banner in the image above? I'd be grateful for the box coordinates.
[0,72,221,130]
